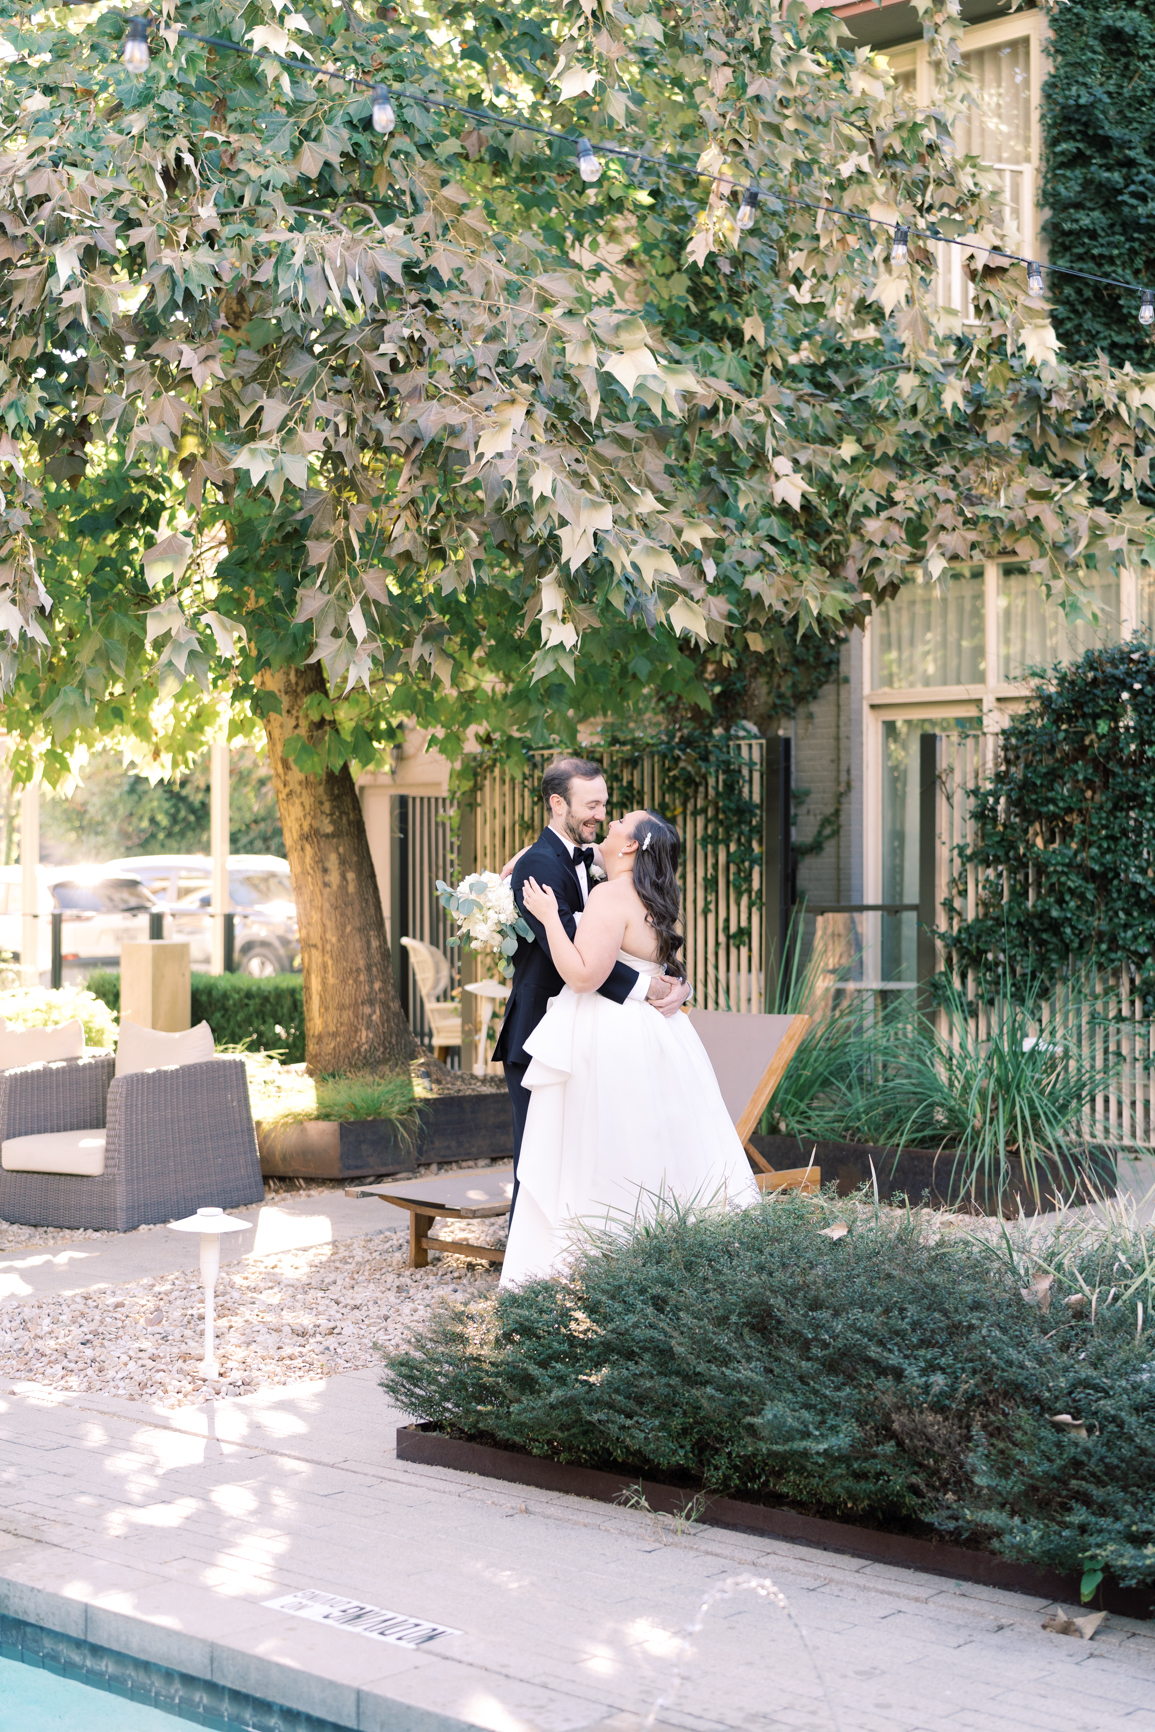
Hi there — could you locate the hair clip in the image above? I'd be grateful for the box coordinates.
[642,832,652,851]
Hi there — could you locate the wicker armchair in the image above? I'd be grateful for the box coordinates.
[0,1055,264,1231]
[400,936,462,1062]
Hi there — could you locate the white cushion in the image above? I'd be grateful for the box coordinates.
[0,1019,85,1069]
[115,1019,214,1077]
[1,1129,106,1176]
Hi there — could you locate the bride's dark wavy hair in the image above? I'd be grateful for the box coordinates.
[629,810,686,979]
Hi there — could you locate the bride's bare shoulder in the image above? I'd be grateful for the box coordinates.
[588,877,634,904]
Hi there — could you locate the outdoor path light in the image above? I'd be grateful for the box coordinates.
[168,1207,252,1378]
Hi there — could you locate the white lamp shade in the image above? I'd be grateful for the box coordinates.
[169,1207,252,1235]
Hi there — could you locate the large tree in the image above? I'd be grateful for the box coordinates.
[1,0,1153,1069]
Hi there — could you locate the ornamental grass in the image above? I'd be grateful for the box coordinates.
[382,1189,1155,1596]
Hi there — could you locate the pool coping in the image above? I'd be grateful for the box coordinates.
[0,1529,481,1732]
[2,1611,361,1732]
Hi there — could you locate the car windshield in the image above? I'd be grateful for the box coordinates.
[53,878,154,913]
[230,872,294,908]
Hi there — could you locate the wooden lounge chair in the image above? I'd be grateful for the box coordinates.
[400,937,462,1063]
[686,1009,818,1194]
[346,1166,514,1268]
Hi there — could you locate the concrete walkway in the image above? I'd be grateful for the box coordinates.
[1,1368,1154,1732]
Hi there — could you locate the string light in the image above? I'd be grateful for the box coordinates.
[1027,260,1044,296]
[575,137,601,184]
[43,10,1155,313]
[736,188,759,230]
[371,84,395,135]
[122,17,150,74]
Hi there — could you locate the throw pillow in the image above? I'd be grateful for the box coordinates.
[115,1019,215,1077]
[0,1018,85,1068]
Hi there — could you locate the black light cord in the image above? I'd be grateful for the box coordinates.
[32,11,1155,305]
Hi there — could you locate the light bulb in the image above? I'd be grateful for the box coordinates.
[891,224,910,266]
[1027,260,1044,296]
[371,85,395,135]
[1141,290,1155,329]
[575,137,601,184]
[122,17,150,74]
[736,187,759,230]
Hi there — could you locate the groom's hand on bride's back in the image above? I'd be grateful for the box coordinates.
[645,975,692,1017]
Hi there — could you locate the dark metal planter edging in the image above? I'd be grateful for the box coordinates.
[258,1092,513,1179]
[396,1425,1153,1621]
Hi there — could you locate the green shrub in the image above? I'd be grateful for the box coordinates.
[769,972,1115,1206]
[943,639,1155,1004]
[87,969,305,1063]
[382,1194,1155,1593]
[0,983,118,1050]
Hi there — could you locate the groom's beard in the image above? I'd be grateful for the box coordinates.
[559,809,599,845]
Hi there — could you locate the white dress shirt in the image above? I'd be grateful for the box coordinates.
[548,823,650,1002]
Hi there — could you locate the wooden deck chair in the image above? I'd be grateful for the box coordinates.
[686,1009,818,1195]
[400,936,462,1063]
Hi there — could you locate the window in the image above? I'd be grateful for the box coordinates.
[880,717,982,984]
[52,878,155,913]
[997,564,1119,682]
[871,566,985,691]
[864,550,1134,989]
[883,13,1043,321]
[230,872,294,908]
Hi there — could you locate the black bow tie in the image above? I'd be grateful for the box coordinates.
[571,845,594,872]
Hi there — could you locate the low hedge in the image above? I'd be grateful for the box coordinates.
[382,1193,1155,1597]
[87,969,306,1063]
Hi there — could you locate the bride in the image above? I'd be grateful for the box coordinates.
[499,807,759,1288]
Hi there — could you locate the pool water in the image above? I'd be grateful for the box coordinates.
[0,1655,185,1729]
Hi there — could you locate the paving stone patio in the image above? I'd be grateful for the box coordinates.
[1,1186,1154,1732]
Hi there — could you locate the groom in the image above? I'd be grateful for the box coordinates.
[492,756,692,1199]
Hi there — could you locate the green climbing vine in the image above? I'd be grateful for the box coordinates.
[1041,0,1155,368]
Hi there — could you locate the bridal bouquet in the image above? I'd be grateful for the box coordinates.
[435,871,535,978]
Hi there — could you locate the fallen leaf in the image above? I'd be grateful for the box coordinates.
[1049,1413,1088,1438]
[1064,1293,1089,1313]
[1021,1270,1055,1314]
[1043,1609,1106,1640]
[819,1222,849,1241]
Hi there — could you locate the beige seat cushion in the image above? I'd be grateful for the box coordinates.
[1,1129,107,1176]
[0,1019,85,1069]
[115,1019,214,1077]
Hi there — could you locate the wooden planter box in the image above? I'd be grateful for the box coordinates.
[749,1133,1117,1211]
[257,1091,512,1179]
[396,1425,1152,1620]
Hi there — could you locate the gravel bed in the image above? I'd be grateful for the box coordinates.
[0,1221,503,1407]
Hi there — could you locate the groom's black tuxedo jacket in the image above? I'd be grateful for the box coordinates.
[492,826,640,1068]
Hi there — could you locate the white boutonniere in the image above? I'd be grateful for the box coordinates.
[588,864,608,885]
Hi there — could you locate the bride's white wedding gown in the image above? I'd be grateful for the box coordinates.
[500,920,760,1287]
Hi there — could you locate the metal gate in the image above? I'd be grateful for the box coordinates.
[388,792,460,1053]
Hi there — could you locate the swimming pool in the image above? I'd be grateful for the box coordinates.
[0,1615,356,1732]
[0,1655,189,1730]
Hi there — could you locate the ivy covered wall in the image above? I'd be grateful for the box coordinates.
[1041,0,1155,368]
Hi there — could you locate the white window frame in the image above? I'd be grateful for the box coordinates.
[884,11,1047,319]
[861,558,1139,984]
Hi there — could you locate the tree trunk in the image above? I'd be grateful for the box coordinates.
[258,662,415,1074]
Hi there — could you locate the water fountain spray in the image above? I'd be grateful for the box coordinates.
[643,1574,843,1732]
